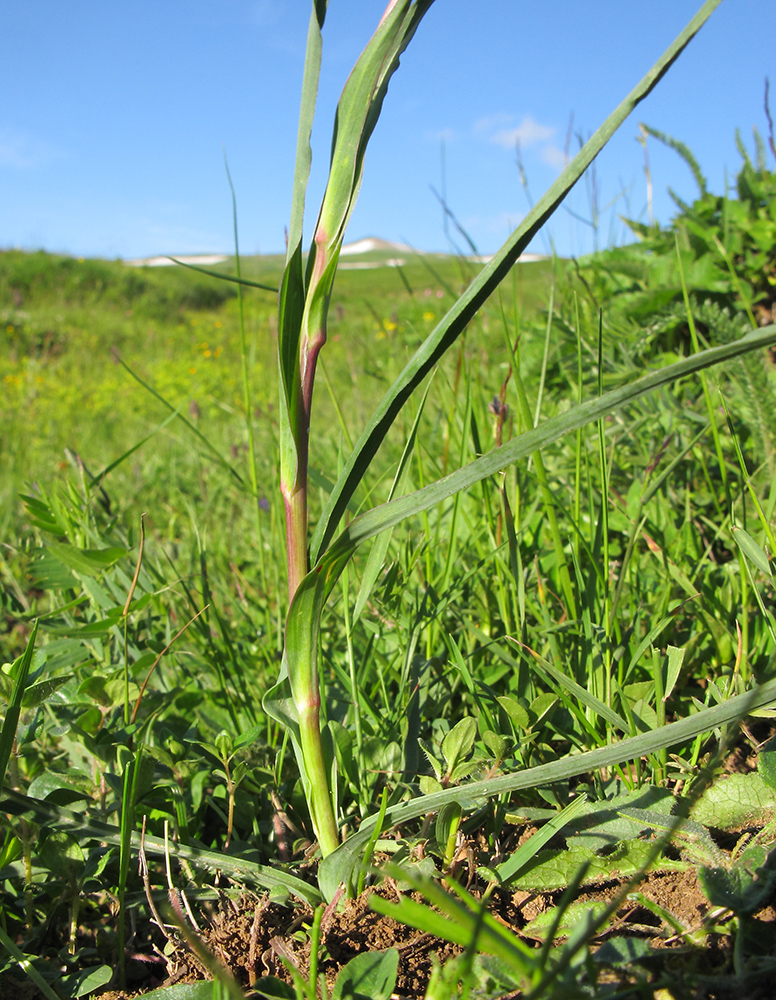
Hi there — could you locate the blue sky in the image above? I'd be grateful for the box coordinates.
[1,1,773,260]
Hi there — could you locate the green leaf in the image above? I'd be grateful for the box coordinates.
[287,1,327,257]
[20,494,69,535]
[523,899,611,942]
[593,936,654,966]
[0,620,38,791]
[39,831,85,882]
[332,948,399,1000]
[496,795,589,885]
[59,963,113,998]
[46,542,126,577]
[513,644,629,732]
[27,770,93,806]
[29,550,77,588]
[296,327,776,749]
[0,924,61,1000]
[758,736,776,791]
[139,984,225,1000]
[1,788,322,905]
[370,869,536,976]
[698,847,776,916]
[496,696,530,732]
[732,524,774,579]
[436,801,462,865]
[664,645,685,701]
[45,608,124,636]
[512,840,685,894]
[319,673,776,901]
[353,384,430,624]
[310,0,725,562]
[564,786,673,852]
[690,772,776,830]
[254,979,297,1000]
[314,1,433,260]
[441,717,477,777]
[21,673,73,708]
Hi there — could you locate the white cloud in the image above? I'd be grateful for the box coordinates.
[0,129,64,169]
[474,112,516,135]
[474,113,565,172]
[488,115,556,151]
[540,144,566,169]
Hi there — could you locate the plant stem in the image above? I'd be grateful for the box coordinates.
[298,701,340,858]
[283,479,310,606]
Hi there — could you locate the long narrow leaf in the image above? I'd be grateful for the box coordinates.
[0,621,38,790]
[113,353,246,487]
[0,788,322,905]
[319,672,776,900]
[310,0,723,562]
[288,1,327,258]
[167,257,277,293]
[289,325,776,767]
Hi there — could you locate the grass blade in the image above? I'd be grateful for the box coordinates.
[0,789,322,905]
[310,0,723,562]
[0,621,39,791]
[318,671,776,900]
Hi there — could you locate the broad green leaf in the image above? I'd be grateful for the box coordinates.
[565,786,673,852]
[310,0,724,562]
[27,770,92,806]
[591,804,726,868]
[496,696,530,732]
[523,899,611,942]
[39,831,85,882]
[21,674,72,709]
[254,979,296,1000]
[698,846,776,915]
[441,717,477,776]
[138,984,223,1000]
[664,645,685,701]
[593,937,655,966]
[511,840,685,894]
[690,772,776,830]
[758,736,776,791]
[60,964,113,998]
[332,948,399,1000]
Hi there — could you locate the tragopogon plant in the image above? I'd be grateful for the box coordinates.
[261,0,776,870]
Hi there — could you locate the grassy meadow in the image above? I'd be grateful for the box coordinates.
[3,2,776,997]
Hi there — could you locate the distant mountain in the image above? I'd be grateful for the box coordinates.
[340,237,412,256]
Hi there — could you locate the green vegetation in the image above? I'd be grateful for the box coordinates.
[3,1,776,997]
